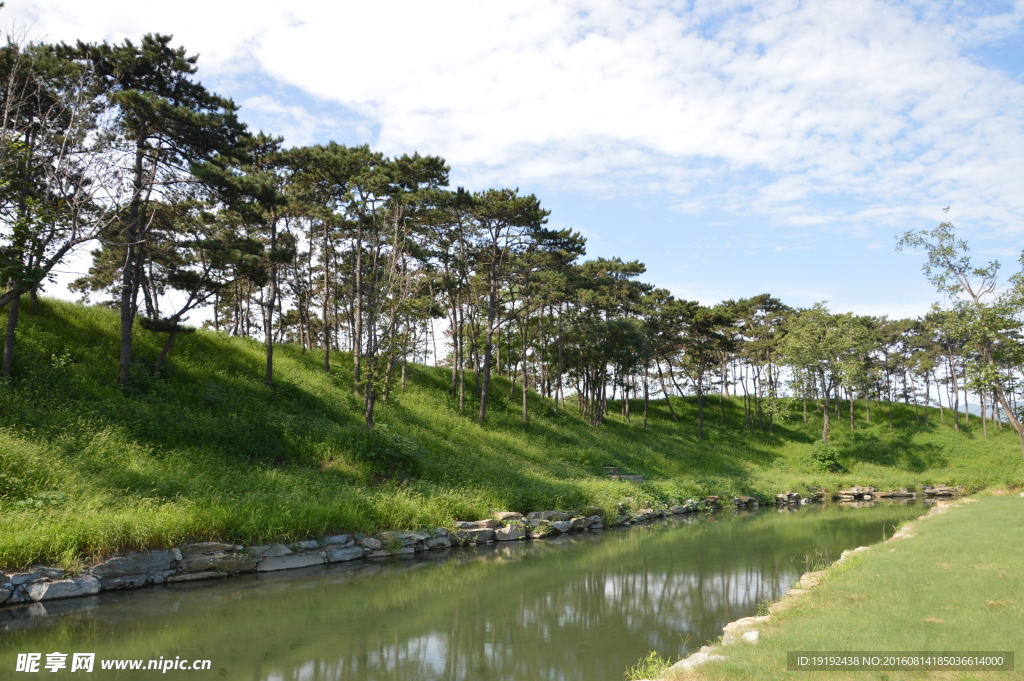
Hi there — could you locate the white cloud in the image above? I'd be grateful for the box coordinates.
[7,0,1024,236]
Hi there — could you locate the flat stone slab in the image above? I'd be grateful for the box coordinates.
[248,543,292,558]
[325,546,364,563]
[493,511,524,522]
[26,577,100,601]
[91,551,176,579]
[180,554,256,573]
[256,553,324,572]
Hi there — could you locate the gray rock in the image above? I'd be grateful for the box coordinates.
[493,511,524,522]
[179,554,257,573]
[494,525,526,541]
[380,531,419,546]
[358,537,383,550]
[570,516,588,530]
[32,566,65,580]
[367,550,392,558]
[586,514,603,527]
[325,546,364,563]
[0,572,7,585]
[524,518,546,527]
[0,584,12,604]
[549,521,573,533]
[454,519,501,529]
[166,571,226,583]
[9,571,42,585]
[172,548,182,561]
[256,553,324,572]
[248,543,292,558]
[322,534,352,545]
[669,505,691,514]
[425,536,452,549]
[456,528,496,542]
[431,528,449,537]
[182,542,235,555]
[26,577,100,602]
[391,546,415,556]
[91,550,176,579]
[100,574,163,591]
[548,511,572,522]
[291,540,320,550]
[525,511,545,520]
[742,630,759,643]
[633,509,658,522]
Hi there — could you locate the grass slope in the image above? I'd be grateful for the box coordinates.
[681,493,1024,681]
[0,298,1021,569]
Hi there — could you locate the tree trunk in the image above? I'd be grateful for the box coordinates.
[2,295,20,377]
[119,143,146,386]
[656,362,678,422]
[152,327,177,376]
[643,371,649,430]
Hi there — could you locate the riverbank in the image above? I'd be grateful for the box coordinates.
[1,298,1021,571]
[653,492,1024,680]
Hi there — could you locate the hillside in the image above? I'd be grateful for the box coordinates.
[0,298,1020,569]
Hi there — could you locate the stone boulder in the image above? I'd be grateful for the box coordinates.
[325,546,365,563]
[91,551,176,579]
[549,520,573,533]
[425,536,452,550]
[454,519,501,529]
[26,577,100,602]
[455,528,496,543]
[722,615,770,646]
[323,534,352,545]
[182,542,235,555]
[179,554,256,573]
[256,553,324,572]
[493,511,524,522]
[248,544,292,558]
[494,525,526,541]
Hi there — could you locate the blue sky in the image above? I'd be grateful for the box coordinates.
[10,0,1024,318]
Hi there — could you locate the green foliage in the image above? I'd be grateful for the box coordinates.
[625,650,675,681]
[0,299,1019,569]
[802,441,841,473]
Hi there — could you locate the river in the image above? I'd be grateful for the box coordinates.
[0,503,923,680]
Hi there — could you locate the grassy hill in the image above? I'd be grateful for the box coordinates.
[0,298,1020,569]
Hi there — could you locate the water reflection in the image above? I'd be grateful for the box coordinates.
[0,504,922,681]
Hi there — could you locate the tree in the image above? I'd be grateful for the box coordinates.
[77,34,247,386]
[899,219,1024,457]
[780,303,866,442]
[472,188,549,422]
[1,38,118,376]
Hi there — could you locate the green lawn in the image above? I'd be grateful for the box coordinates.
[0,297,1021,570]
[675,493,1024,681]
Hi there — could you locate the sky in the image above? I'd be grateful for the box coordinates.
[7,0,1024,318]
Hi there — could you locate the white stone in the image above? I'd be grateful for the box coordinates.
[742,630,760,643]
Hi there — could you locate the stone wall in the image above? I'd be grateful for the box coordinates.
[0,499,718,608]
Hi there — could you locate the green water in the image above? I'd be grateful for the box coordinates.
[0,504,922,680]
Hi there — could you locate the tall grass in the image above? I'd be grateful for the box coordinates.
[0,297,1020,569]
